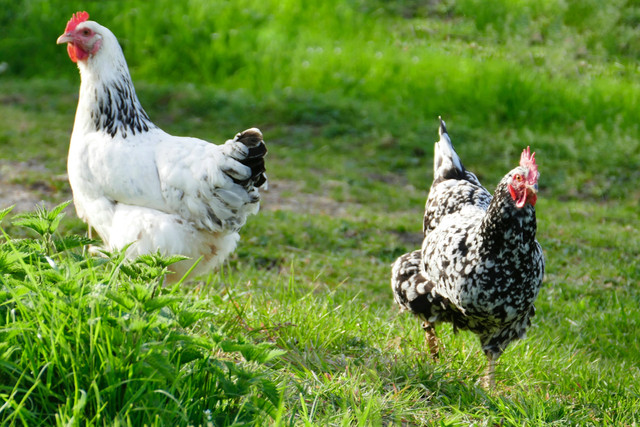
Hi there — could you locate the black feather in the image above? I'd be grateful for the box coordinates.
[234,129,268,188]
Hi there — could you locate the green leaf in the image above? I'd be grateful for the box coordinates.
[143,295,182,312]
[177,309,216,328]
[220,340,287,363]
[143,351,176,382]
[176,347,204,365]
[0,248,29,275]
[53,235,97,252]
[105,290,135,310]
[0,205,14,223]
[12,201,72,238]
[49,200,72,220]
[12,215,51,237]
[136,252,189,268]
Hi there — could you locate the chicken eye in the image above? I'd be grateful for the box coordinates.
[514,174,522,182]
[82,29,91,36]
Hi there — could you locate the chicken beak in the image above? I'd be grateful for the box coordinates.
[57,32,74,44]
[526,184,538,206]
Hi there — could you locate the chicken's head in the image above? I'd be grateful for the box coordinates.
[56,12,102,63]
[508,147,539,208]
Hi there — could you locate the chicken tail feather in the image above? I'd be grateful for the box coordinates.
[237,128,267,188]
[227,128,268,189]
[433,116,468,184]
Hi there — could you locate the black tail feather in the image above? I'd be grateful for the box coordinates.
[235,128,267,188]
[438,115,447,136]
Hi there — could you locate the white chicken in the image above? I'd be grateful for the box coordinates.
[57,11,267,278]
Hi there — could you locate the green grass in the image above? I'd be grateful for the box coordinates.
[1,0,640,425]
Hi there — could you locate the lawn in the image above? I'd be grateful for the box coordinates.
[1,0,639,425]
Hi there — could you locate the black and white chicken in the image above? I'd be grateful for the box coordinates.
[391,118,544,387]
[57,12,267,278]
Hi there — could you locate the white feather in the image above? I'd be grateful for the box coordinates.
[63,19,266,279]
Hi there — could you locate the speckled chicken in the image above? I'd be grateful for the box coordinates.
[391,118,544,387]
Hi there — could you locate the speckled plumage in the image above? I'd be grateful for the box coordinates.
[391,118,544,386]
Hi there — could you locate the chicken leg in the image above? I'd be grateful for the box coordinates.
[482,352,498,388]
[422,321,440,359]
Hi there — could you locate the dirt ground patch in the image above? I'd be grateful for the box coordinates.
[0,160,69,212]
[260,179,352,216]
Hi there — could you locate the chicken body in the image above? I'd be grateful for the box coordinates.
[391,118,544,387]
[58,12,267,277]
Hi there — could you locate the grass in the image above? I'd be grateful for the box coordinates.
[1,0,640,425]
[0,204,284,425]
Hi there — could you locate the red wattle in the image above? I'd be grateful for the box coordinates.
[68,43,89,63]
[67,44,77,63]
[510,184,529,208]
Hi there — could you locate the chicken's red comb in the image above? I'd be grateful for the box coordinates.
[520,146,538,178]
[64,11,90,33]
